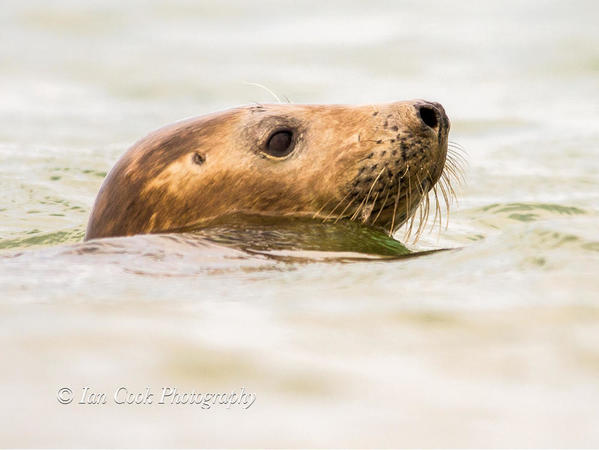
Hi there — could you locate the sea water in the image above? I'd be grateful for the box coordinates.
[1,0,599,446]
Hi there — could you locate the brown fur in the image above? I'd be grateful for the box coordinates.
[85,101,450,240]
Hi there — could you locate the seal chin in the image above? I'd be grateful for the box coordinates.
[85,100,457,241]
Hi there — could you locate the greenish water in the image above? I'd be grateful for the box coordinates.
[1,0,599,447]
[185,216,412,257]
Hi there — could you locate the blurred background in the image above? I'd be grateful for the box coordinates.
[1,0,599,447]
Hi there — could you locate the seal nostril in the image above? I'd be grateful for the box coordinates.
[419,106,438,129]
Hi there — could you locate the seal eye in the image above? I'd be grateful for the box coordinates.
[265,130,294,158]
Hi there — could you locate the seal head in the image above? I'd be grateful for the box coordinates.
[85,100,451,240]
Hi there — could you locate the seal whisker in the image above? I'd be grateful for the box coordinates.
[362,190,381,223]
[449,140,467,153]
[372,183,392,225]
[448,143,467,157]
[422,166,442,235]
[389,171,404,235]
[404,169,418,241]
[448,144,468,168]
[243,81,283,103]
[404,169,412,239]
[321,191,352,222]
[437,176,451,229]
[444,157,465,185]
[439,164,455,195]
[333,194,360,224]
[448,159,467,178]
[314,198,336,220]
[351,166,385,222]
[441,151,464,196]
[431,184,443,235]
[413,173,430,240]
[447,152,467,177]
[441,170,459,203]
[413,175,425,239]
[421,176,434,237]
[448,141,466,152]
[422,190,432,238]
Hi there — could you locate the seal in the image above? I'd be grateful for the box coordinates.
[85,100,457,241]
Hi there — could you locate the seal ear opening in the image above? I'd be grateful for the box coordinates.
[192,152,206,165]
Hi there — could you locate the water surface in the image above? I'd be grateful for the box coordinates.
[1,0,599,447]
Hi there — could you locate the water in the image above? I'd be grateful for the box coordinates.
[1,0,599,446]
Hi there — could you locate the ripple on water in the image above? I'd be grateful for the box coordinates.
[0,227,85,250]
[481,202,587,218]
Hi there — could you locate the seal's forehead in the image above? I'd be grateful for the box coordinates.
[239,103,370,131]
[244,103,359,115]
[242,101,427,116]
